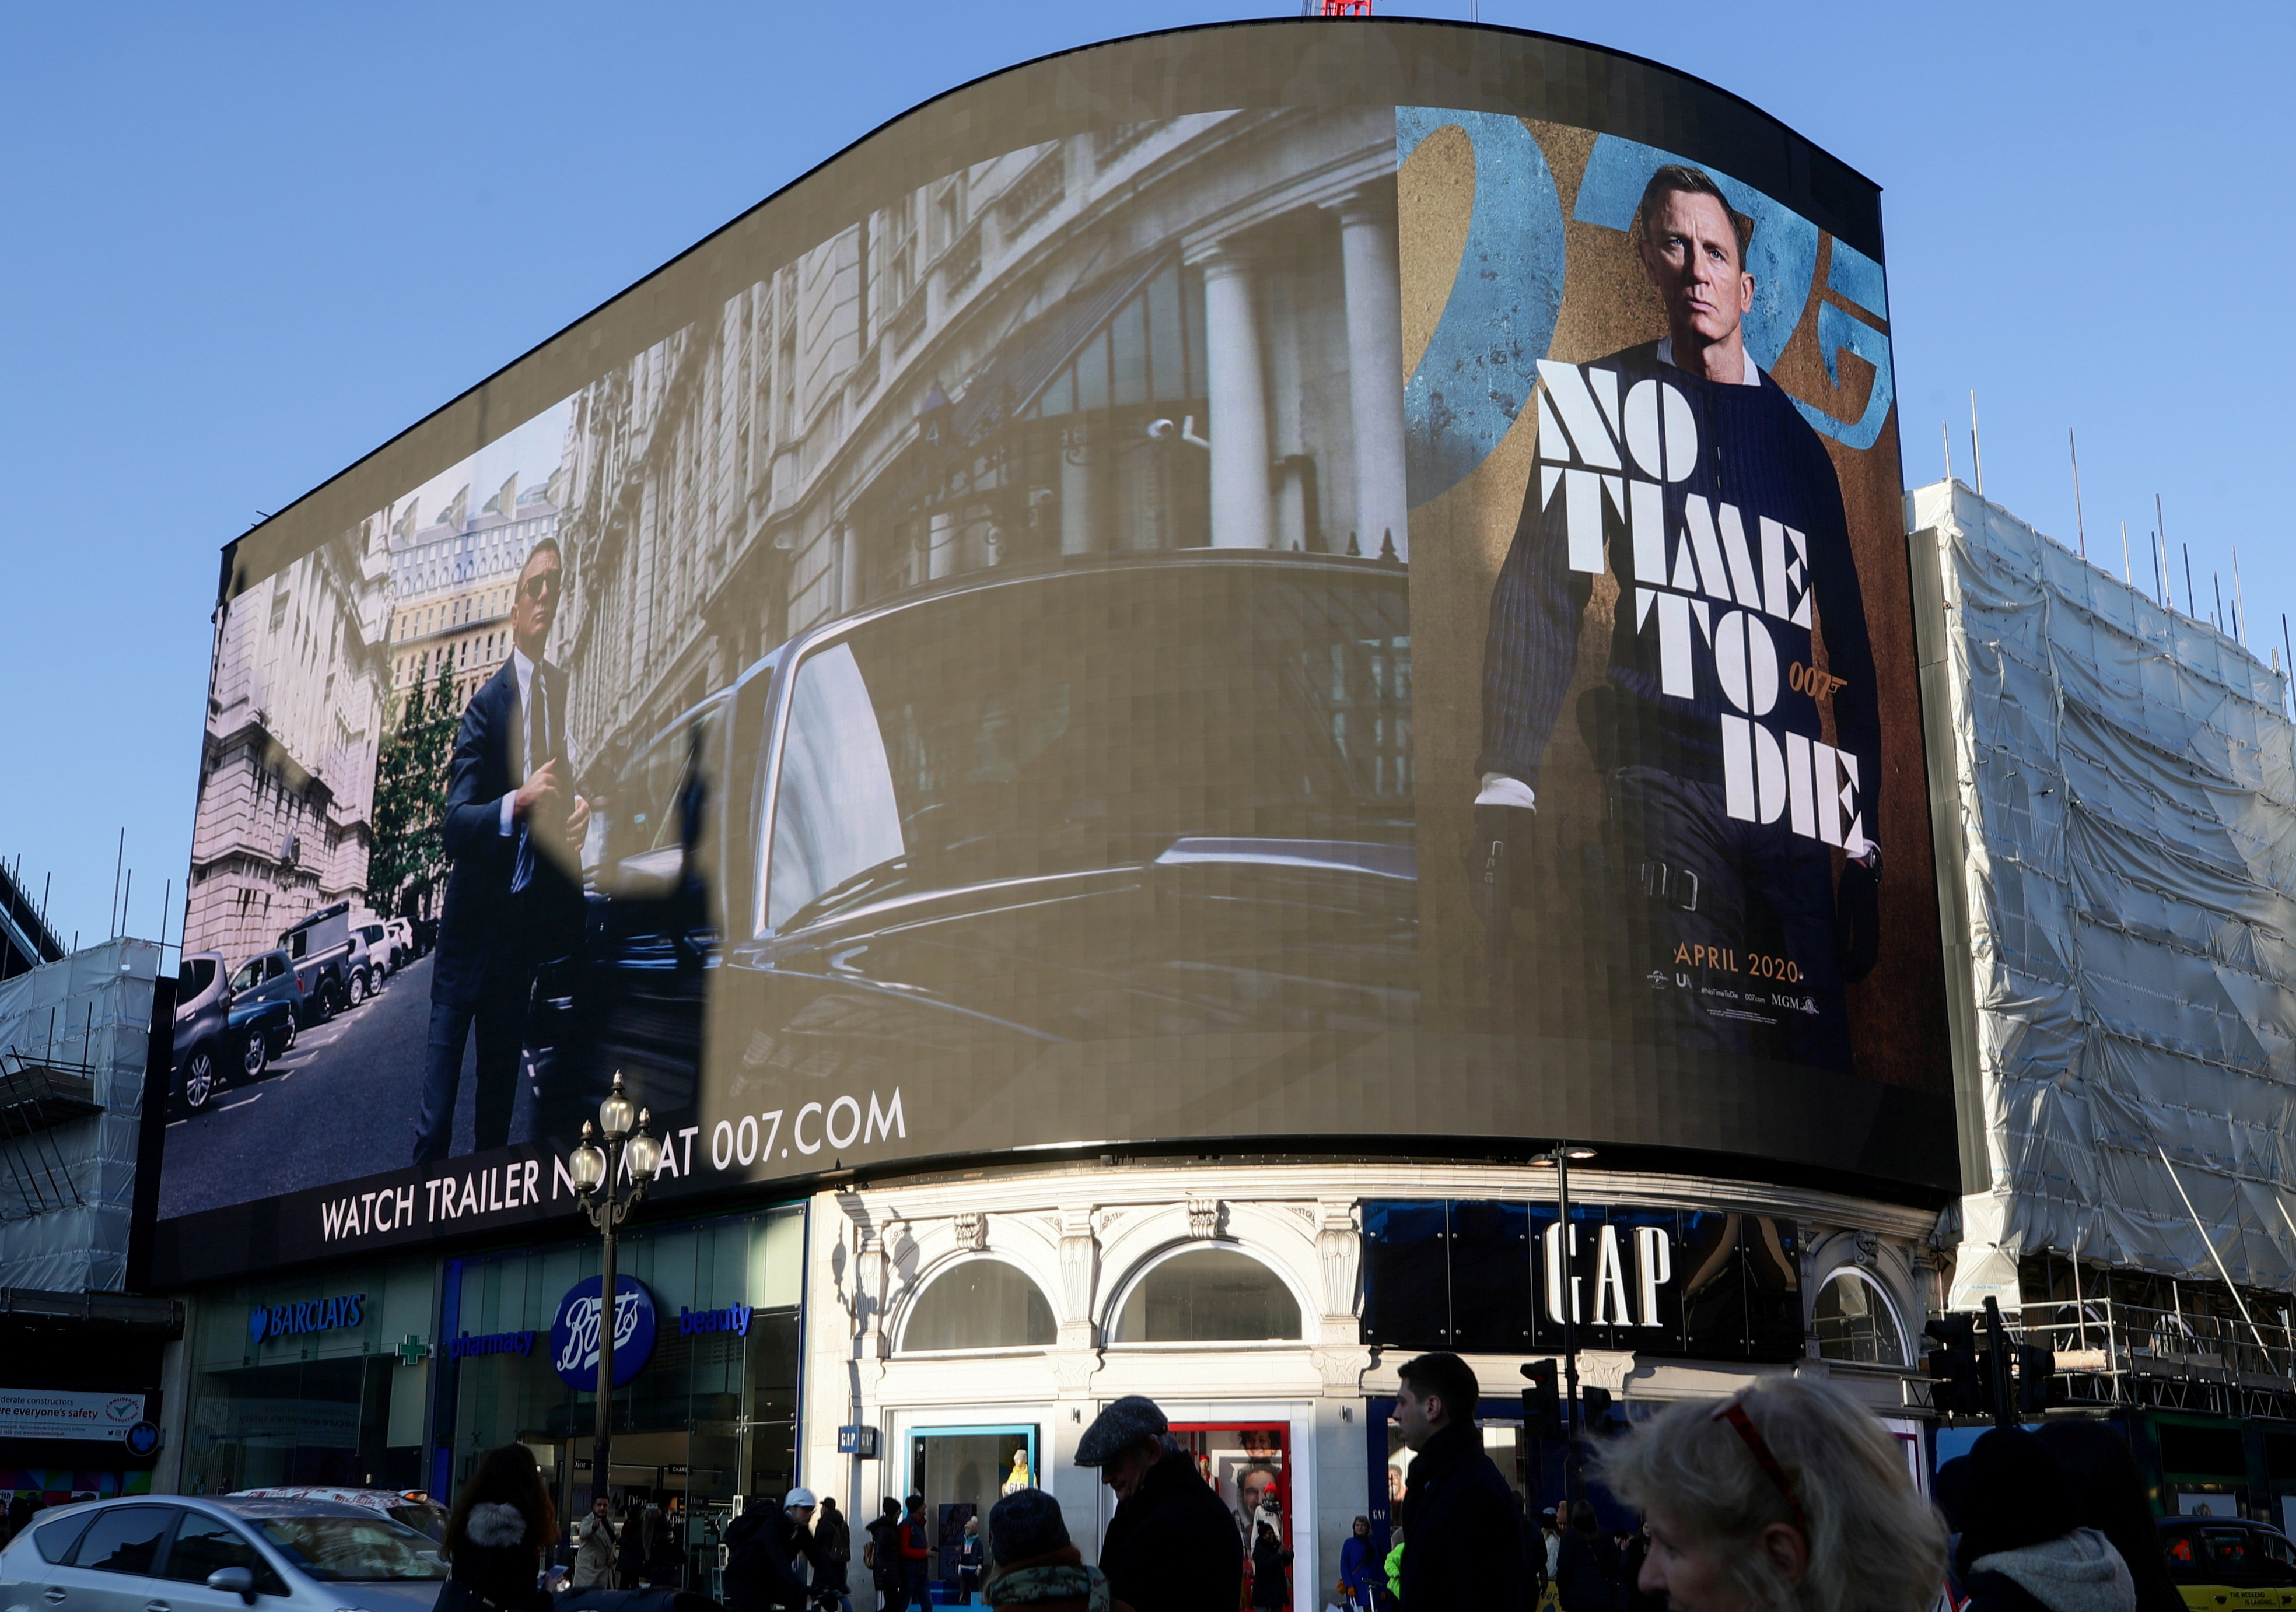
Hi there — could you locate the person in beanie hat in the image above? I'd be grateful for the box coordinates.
[1951,1428,2135,1612]
[981,1490,1129,1612]
[1076,1395,1242,1612]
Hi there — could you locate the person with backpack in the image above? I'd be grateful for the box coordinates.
[813,1497,853,1612]
[865,1498,904,1612]
[722,1489,818,1612]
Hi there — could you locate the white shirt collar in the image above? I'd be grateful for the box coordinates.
[511,646,537,703]
[1657,336,1760,387]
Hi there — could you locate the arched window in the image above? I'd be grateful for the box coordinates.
[1812,1269,1906,1367]
[900,1259,1056,1351]
[1110,1247,1302,1343]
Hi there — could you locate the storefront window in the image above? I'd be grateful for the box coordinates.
[180,1254,440,1496]
[1812,1270,1906,1366]
[444,1202,804,1590]
[900,1259,1055,1351]
[1109,1248,1301,1343]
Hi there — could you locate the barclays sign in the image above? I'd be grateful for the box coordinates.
[549,1275,657,1390]
[250,1294,365,1344]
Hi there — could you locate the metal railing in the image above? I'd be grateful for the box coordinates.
[1986,1297,2296,1419]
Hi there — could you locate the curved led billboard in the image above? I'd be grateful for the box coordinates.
[156,19,1947,1281]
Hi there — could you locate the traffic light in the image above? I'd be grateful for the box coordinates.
[1924,1315,1987,1416]
[1520,1359,1562,1439]
[1580,1386,1616,1434]
[2015,1343,2056,1414]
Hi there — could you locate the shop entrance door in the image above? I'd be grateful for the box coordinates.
[1171,1422,1292,1609]
[562,1425,740,1593]
[908,1424,1041,1590]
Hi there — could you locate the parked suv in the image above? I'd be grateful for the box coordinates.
[353,915,404,977]
[279,902,359,1021]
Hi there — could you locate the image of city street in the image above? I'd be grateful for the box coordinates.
[155,954,538,1220]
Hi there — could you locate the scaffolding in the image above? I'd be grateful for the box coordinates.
[1911,480,2296,1310]
[0,937,161,1290]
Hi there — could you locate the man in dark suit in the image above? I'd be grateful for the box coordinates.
[412,536,589,1165]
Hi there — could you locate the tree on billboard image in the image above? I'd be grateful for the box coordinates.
[368,650,457,921]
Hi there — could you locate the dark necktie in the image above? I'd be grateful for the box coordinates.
[512,667,549,893]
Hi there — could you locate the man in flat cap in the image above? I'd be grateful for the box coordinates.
[1077,1395,1242,1612]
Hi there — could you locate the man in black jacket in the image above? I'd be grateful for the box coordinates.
[1077,1395,1243,1612]
[412,536,589,1164]
[1394,1352,1522,1612]
[811,1496,852,1612]
[724,1488,818,1612]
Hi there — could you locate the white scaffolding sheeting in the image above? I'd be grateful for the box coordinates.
[1910,482,2296,1306]
[0,937,161,1291]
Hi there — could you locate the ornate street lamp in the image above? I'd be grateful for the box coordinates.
[570,1070,663,1506]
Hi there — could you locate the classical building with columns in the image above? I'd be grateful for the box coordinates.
[800,1161,1936,1605]
[184,516,390,963]
[551,106,1408,790]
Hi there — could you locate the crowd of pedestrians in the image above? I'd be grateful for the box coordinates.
[430,1359,2193,1612]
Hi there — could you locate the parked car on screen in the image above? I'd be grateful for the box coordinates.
[386,919,416,969]
[0,1494,448,1612]
[531,549,1416,1135]
[2160,1515,2296,1609]
[170,952,300,1115]
[352,916,404,977]
[278,902,359,1021]
[226,951,306,1049]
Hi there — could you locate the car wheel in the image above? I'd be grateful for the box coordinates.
[181,1048,216,1112]
[240,1032,266,1080]
[348,970,368,1007]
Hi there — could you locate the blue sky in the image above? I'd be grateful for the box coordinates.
[2,0,2288,954]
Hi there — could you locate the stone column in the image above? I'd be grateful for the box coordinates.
[1060,426,1098,556]
[836,525,862,614]
[1199,248,1274,550]
[1335,192,1410,562]
[928,510,957,579]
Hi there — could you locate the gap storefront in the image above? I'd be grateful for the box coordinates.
[166,1200,804,1580]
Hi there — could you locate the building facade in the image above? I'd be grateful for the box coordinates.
[156,22,1965,1611]
[184,520,390,964]
[1912,477,2296,1524]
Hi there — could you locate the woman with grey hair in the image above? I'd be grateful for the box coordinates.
[1596,1375,1946,1611]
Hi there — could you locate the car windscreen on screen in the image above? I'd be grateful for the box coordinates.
[154,20,1948,1281]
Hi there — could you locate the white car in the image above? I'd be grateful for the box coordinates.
[352,919,406,977]
[228,1489,446,1540]
[1,1495,447,1612]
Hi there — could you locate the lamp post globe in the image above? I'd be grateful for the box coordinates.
[599,1070,637,1140]
[626,1112,663,1180]
[570,1123,607,1194]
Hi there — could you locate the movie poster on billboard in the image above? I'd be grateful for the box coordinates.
[156,58,1950,1278]
[1394,111,1935,1092]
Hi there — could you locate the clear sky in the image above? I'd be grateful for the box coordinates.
[2,0,2288,955]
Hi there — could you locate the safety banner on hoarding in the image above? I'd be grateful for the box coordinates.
[0,1388,148,1442]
